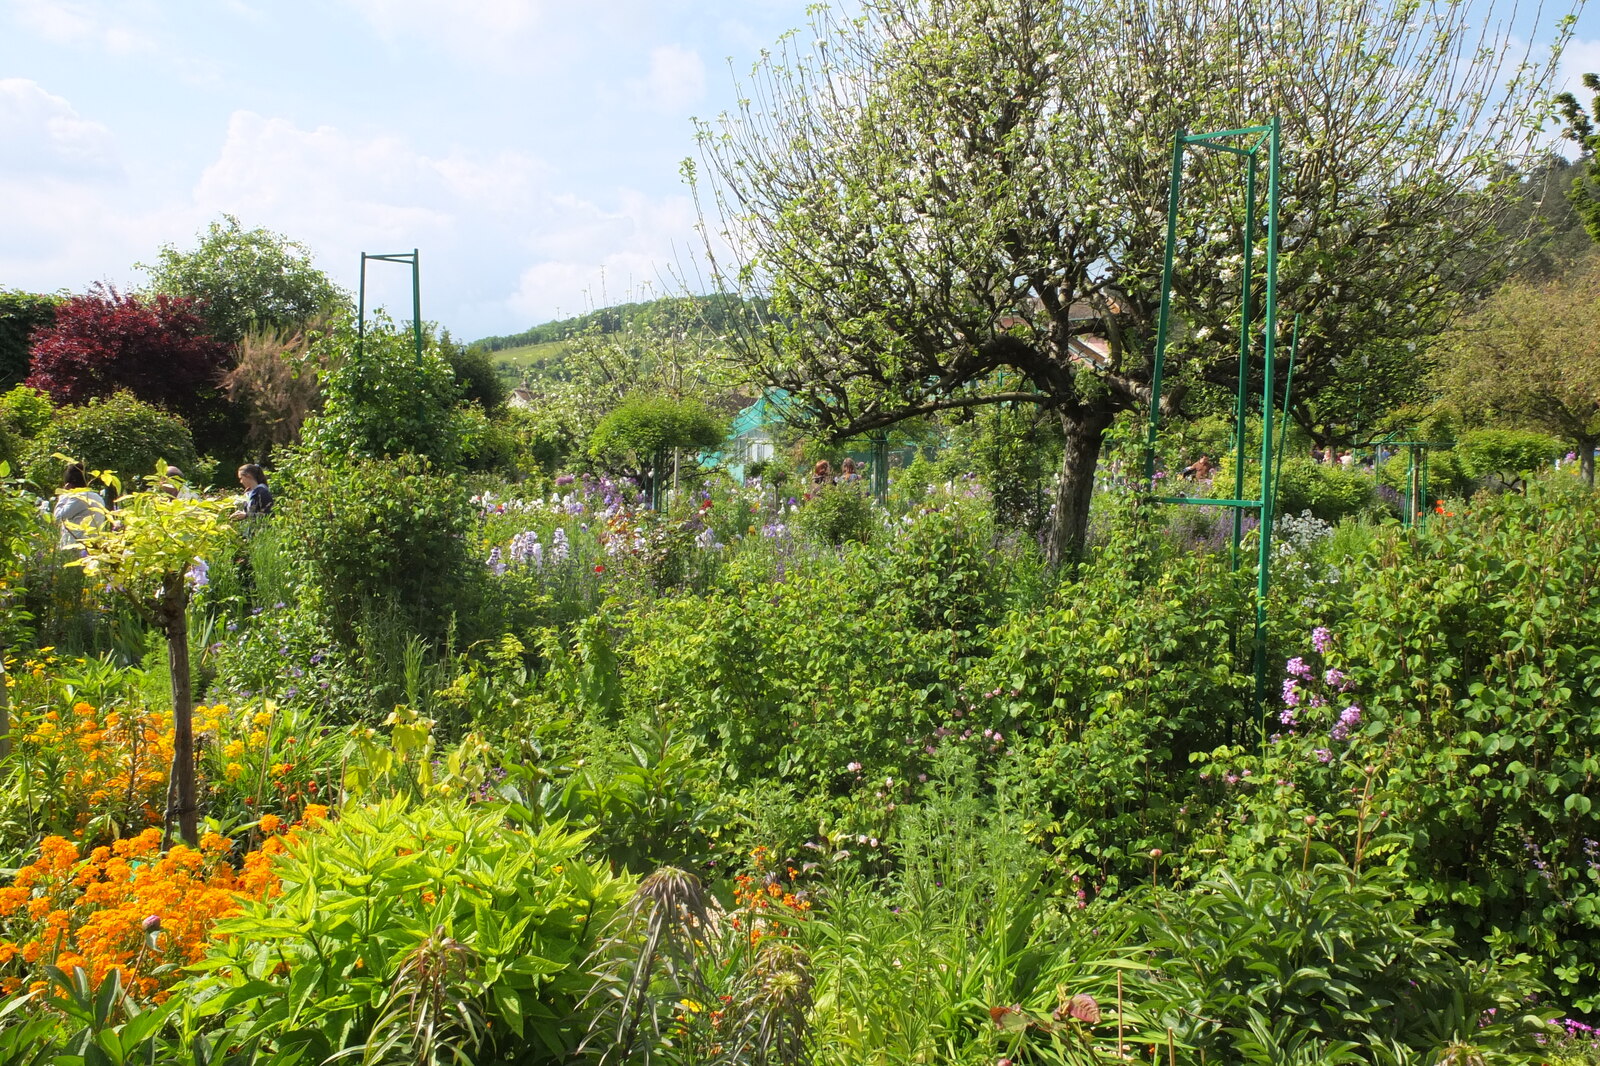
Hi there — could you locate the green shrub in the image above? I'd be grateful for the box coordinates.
[795,481,875,545]
[188,798,632,1064]
[1265,456,1377,523]
[276,451,477,645]
[1455,427,1561,489]
[300,320,468,467]
[24,391,198,493]
[0,385,54,440]
[1135,864,1549,1063]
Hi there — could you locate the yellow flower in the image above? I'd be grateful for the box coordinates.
[248,730,267,749]
[224,762,244,782]
[223,740,245,760]
[252,711,273,728]
[259,814,282,834]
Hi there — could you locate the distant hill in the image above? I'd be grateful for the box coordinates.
[468,293,754,355]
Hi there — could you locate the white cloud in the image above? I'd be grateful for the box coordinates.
[9,0,158,54]
[634,44,707,115]
[338,0,547,62]
[0,78,119,177]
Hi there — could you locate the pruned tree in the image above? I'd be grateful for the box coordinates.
[692,0,1570,563]
[1432,254,1600,488]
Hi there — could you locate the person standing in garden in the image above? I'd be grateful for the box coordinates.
[52,463,107,552]
[231,463,273,520]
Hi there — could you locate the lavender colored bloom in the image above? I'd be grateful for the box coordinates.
[551,527,570,563]
[1315,748,1333,763]
[1282,678,1301,707]
[1340,704,1362,727]
[486,546,506,576]
[1286,656,1312,679]
[1311,626,1332,653]
[1324,667,1348,689]
[185,559,209,588]
[555,474,576,486]
[1279,707,1298,727]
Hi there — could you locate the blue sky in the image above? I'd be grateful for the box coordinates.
[2,0,1596,342]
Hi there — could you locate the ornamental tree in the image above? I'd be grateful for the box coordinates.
[589,394,727,504]
[72,477,235,846]
[26,287,233,450]
[693,0,1568,563]
[1432,255,1600,488]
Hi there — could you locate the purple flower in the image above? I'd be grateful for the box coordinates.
[1279,707,1298,727]
[1282,678,1301,707]
[1286,657,1312,679]
[1311,627,1332,653]
[555,474,576,486]
[1315,748,1332,763]
[1324,667,1348,689]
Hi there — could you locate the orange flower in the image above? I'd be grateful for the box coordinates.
[259,814,282,834]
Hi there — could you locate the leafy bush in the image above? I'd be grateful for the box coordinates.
[24,392,198,493]
[187,798,632,1064]
[300,321,467,468]
[275,451,477,646]
[1455,427,1561,488]
[0,289,61,389]
[1264,456,1377,524]
[794,481,875,545]
[1135,864,1547,1063]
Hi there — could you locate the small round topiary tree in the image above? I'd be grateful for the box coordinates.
[588,395,726,507]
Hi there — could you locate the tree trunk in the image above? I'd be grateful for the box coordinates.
[159,572,198,848]
[1045,408,1112,567]
[1582,441,1596,490]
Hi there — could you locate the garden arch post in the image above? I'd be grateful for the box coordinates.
[357,250,424,364]
[1144,118,1286,722]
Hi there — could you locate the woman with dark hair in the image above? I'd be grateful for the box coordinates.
[52,463,107,552]
[231,464,273,520]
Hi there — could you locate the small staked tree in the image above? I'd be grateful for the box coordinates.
[71,474,234,846]
[1432,255,1600,488]
[692,0,1570,564]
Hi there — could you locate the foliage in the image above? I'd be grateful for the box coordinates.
[139,215,347,345]
[24,288,234,451]
[300,320,467,468]
[189,798,632,1064]
[23,392,198,494]
[440,330,508,412]
[0,386,55,442]
[276,452,477,645]
[1134,863,1549,1063]
[693,0,1562,562]
[805,763,1145,1065]
[1264,457,1378,524]
[1454,428,1561,490]
[588,396,727,472]
[1554,74,1600,246]
[1433,255,1600,486]
[221,323,331,455]
[792,481,875,546]
[0,290,61,391]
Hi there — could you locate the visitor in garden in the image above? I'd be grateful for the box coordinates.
[811,459,833,487]
[839,457,863,482]
[52,463,107,552]
[231,464,273,520]
[1180,454,1216,480]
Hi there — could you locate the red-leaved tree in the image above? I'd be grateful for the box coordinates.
[27,287,233,438]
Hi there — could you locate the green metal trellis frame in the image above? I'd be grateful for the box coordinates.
[357,249,424,363]
[1144,118,1285,718]
[1369,431,1442,527]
